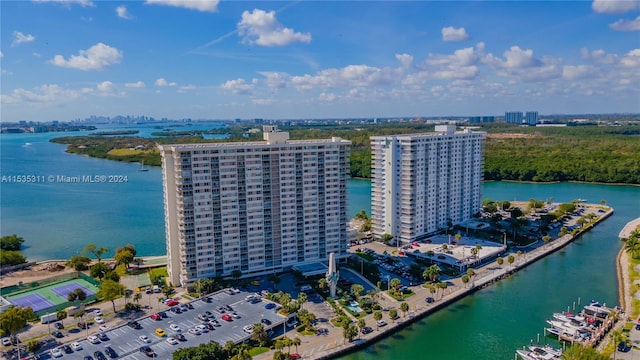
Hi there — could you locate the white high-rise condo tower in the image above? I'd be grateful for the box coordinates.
[370,125,485,245]
[159,126,351,287]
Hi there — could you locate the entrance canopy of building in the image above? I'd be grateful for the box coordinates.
[292,262,328,277]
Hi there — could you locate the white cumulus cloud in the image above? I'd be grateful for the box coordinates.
[116,5,133,19]
[155,78,177,86]
[221,78,255,95]
[1,84,84,104]
[441,26,469,41]
[238,9,311,47]
[562,65,595,80]
[592,0,640,14]
[620,48,640,67]
[125,81,146,88]
[96,81,124,96]
[145,0,219,12]
[610,15,640,31]
[12,31,36,47]
[50,43,122,71]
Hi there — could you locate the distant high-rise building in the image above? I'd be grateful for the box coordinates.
[504,112,523,124]
[370,125,486,244]
[525,111,538,126]
[159,126,351,286]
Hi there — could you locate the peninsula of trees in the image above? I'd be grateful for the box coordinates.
[50,123,640,184]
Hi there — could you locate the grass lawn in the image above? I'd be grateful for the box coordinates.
[248,347,269,356]
[149,266,168,278]
[107,148,157,156]
[388,291,415,301]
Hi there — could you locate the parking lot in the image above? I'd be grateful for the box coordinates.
[37,289,288,359]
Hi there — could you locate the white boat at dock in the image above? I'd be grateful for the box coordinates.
[515,345,561,360]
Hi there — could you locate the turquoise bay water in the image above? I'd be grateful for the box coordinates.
[2,128,639,359]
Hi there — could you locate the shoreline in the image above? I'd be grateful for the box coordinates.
[255,204,616,360]
[1,206,617,359]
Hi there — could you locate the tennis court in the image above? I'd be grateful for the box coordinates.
[5,278,99,313]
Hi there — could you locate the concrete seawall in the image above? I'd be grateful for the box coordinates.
[308,205,614,360]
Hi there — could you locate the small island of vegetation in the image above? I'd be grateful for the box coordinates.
[51,123,640,184]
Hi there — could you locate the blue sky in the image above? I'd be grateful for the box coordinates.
[1,0,639,122]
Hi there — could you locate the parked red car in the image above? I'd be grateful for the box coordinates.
[166,300,179,307]
[150,313,161,320]
[221,314,232,321]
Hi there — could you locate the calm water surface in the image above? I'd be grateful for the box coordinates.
[2,128,639,359]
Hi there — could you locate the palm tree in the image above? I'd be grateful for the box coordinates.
[297,292,307,310]
[437,282,447,299]
[400,302,409,317]
[133,292,142,305]
[291,337,301,353]
[507,254,515,268]
[461,274,470,288]
[542,235,552,247]
[318,278,327,290]
[56,310,67,326]
[422,264,441,283]
[496,257,504,267]
[194,279,204,298]
[610,329,624,360]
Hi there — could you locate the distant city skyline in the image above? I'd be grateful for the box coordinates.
[1,0,639,123]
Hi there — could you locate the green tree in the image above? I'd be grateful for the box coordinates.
[542,235,552,247]
[97,279,126,313]
[560,343,609,360]
[291,337,301,353]
[389,308,398,321]
[297,309,316,330]
[104,271,120,282]
[423,264,441,283]
[162,284,175,299]
[67,288,87,305]
[400,302,409,317]
[461,274,470,287]
[357,318,366,331]
[297,291,308,310]
[26,339,41,353]
[0,251,27,266]
[381,233,394,245]
[389,278,402,290]
[0,235,24,251]
[133,292,142,305]
[82,243,110,263]
[343,324,358,343]
[56,310,67,325]
[496,257,504,267]
[373,311,383,328]
[89,262,110,280]
[114,249,134,271]
[507,254,515,267]
[0,306,34,359]
[251,323,269,347]
[437,281,448,299]
[66,255,91,271]
[351,284,365,298]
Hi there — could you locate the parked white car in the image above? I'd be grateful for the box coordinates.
[87,335,100,344]
[70,342,82,351]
